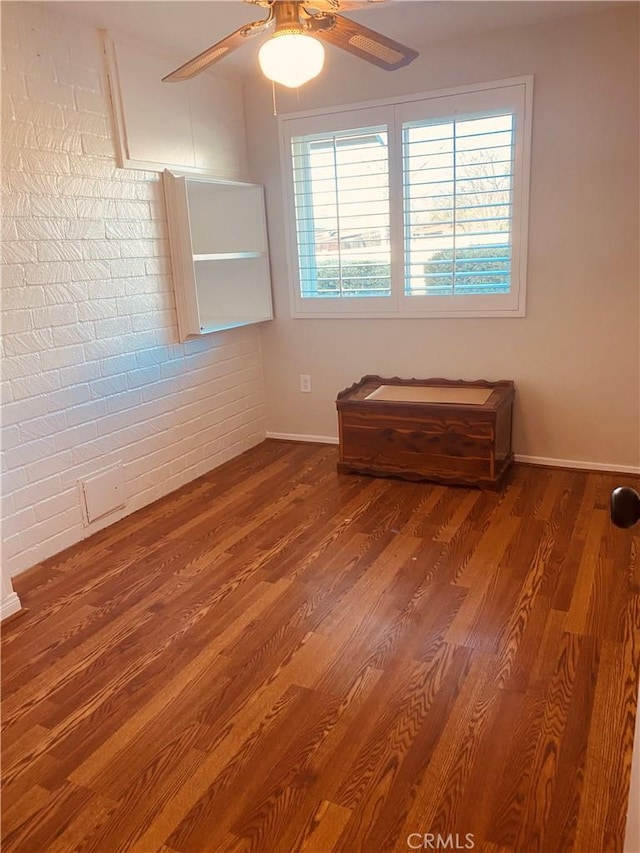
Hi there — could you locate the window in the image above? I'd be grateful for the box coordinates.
[403,114,513,297]
[293,127,391,300]
[280,78,532,318]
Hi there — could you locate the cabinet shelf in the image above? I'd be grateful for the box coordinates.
[163,170,273,342]
[199,315,273,334]
[193,252,266,262]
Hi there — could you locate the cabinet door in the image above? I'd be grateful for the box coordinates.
[163,170,273,341]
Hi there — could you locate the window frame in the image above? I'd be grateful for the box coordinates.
[279,76,533,319]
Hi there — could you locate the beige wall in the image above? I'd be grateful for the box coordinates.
[246,6,640,469]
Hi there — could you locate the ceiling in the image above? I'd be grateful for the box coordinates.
[40,0,628,79]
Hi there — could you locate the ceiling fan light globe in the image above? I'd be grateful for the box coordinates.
[258,33,325,88]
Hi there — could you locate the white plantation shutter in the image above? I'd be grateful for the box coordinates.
[290,126,392,299]
[403,113,514,296]
[280,78,532,318]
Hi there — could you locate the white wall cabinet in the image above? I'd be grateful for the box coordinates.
[163,170,273,341]
[104,34,248,177]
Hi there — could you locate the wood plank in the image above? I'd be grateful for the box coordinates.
[2,442,638,852]
[292,799,352,852]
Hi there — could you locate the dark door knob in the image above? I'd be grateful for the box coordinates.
[610,487,640,529]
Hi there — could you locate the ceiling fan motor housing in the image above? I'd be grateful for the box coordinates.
[273,1,306,35]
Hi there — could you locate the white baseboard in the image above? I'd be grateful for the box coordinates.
[266,433,639,475]
[514,454,640,475]
[267,432,339,445]
[1,592,22,622]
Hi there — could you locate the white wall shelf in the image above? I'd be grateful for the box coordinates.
[193,252,266,262]
[163,170,274,342]
[199,317,271,334]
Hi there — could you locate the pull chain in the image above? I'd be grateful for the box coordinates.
[272,79,277,116]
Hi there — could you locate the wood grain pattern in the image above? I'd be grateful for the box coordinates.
[2,440,639,853]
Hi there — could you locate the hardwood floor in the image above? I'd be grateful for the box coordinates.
[2,440,639,853]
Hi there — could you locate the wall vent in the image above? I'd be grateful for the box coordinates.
[79,464,126,525]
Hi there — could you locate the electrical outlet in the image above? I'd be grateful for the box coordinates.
[300,374,312,393]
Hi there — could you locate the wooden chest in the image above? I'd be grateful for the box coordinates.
[336,376,515,489]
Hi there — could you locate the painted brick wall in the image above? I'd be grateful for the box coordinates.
[1,4,267,577]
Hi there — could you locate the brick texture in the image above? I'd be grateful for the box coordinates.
[1,5,267,577]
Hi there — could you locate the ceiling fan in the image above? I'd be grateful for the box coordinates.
[162,0,418,89]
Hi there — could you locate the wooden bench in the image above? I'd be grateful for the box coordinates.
[336,375,515,489]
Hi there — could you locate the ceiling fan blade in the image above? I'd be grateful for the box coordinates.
[303,0,388,11]
[308,12,418,70]
[162,17,273,82]
[246,0,388,9]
